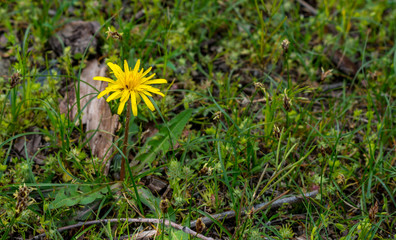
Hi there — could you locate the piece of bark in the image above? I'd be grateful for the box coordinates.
[49,21,100,56]
[60,60,119,174]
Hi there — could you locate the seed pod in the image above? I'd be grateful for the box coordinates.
[320,67,333,82]
[368,201,378,223]
[273,125,281,139]
[198,166,208,176]
[10,72,21,89]
[283,89,292,112]
[213,111,222,121]
[281,39,290,55]
[160,199,169,214]
[247,207,255,219]
[105,27,123,40]
[14,184,33,217]
[195,218,206,234]
[254,82,265,89]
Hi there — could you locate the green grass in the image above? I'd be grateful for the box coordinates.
[0,0,395,239]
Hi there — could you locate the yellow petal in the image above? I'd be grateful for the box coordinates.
[117,99,127,115]
[136,93,141,104]
[131,91,138,116]
[98,89,111,99]
[141,90,153,96]
[141,67,152,77]
[143,79,167,85]
[140,73,156,83]
[107,84,123,91]
[107,91,122,101]
[140,85,164,96]
[117,91,130,115]
[139,92,155,111]
[120,90,130,102]
[93,76,114,82]
[154,91,165,97]
[124,60,129,74]
[133,59,140,74]
[139,85,157,91]
[108,62,125,83]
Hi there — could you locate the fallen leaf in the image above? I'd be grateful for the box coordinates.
[328,50,358,76]
[49,21,100,56]
[13,130,46,165]
[147,175,168,194]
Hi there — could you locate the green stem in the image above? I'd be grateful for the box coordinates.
[121,101,144,214]
[286,52,291,88]
[121,100,131,181]
[161,212,166,240]
[2,216,16,240]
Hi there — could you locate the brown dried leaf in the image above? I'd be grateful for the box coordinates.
[147,175,168,194]
[49,21,100,56]
[14,131,46,165]
[328,50,358,76]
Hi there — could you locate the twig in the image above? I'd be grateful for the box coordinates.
[190,190,318,228]
[119,230,157,240]
[253,190,289,214]
[30,191,317,239]
[321,82,346,92]
[295,0,318,15]
[30,218,213,240]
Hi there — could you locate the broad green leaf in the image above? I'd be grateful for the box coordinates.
[138,187,160,215]
[168,230,190,240]
[49,184,112,210]
[134,109,193,173]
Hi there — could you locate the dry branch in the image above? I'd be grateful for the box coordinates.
[190,190,318,228]
[295,0,318,15]
[120,230,157,240]
[30,191,317,239]
[30,218,213,240]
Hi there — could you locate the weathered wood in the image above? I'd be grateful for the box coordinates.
[60,60,119,174]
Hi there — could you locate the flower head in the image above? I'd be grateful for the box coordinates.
[94,60,167,116]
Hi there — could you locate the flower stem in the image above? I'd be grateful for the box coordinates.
[121,100,131,181]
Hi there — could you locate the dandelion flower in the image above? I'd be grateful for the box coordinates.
[94,60,167,116]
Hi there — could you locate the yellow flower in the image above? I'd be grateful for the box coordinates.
[94,60,167,116]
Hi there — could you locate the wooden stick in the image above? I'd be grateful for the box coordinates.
[190,190,318,228]
[30,218,213,240]
[119,230,157,240]
[295,0,318,15]
[30,191,317,240]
